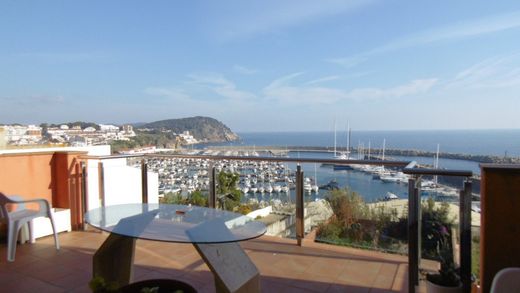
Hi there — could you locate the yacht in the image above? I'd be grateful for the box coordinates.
[304,177,313,193]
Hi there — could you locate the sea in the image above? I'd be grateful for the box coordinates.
[196,129,520,202]
[236,129,520,157]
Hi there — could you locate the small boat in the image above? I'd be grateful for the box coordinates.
[265,184,273,194]
[320,179,340,190]
[383,192,399,201]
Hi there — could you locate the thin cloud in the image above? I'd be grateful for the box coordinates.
[264,72,305,90]
[264,73,437,104]
[214,0,375,40]
[445,53,520,89]
[347,78,438,100]
[329,10,520,68]
[144,87,192,101]
[188,73,256,101]
[233,65,257,75]
[326,55,368,69]
[306,75,341,85]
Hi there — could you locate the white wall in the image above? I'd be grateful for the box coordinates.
[86,158,159,211]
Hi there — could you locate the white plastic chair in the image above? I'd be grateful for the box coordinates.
[0,192,60,262]
[490,267,520,293]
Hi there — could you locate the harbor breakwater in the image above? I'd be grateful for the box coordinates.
[208,145,519,165]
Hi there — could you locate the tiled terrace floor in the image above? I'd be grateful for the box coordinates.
[0,231,414,292]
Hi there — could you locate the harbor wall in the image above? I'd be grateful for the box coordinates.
[208,145,518,165]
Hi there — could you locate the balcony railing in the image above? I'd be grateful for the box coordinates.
[79,153,473,293]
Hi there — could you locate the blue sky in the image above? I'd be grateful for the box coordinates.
[1,0,520,131]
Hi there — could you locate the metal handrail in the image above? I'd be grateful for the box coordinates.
[81,152,474,177]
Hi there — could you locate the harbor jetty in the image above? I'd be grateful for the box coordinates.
[207,145,519,164]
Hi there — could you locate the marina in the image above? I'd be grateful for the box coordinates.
[129,147,475,209]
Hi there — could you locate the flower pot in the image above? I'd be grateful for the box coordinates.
[118,279,197,293]
[426,280,462,293]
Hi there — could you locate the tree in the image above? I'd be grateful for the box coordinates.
[216,171,242,211]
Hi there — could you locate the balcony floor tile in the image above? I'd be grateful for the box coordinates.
[0,231,414,292]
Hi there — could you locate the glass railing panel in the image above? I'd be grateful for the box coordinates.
[313,162,409,254]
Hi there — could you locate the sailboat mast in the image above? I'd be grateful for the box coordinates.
[346,121,350,156]
[435,144,440,168]
[334,119,337,157]
[314,163,318,185]
[382,139,386,161]
[368,140,371,160]
[435,144,440,185]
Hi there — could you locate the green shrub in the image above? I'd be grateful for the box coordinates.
[317,219,343,240]
[236,204,252,215]
[189,190,208,207]
[160,192,186,204]
[326,188,367,225]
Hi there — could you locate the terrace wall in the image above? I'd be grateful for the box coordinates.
[0,151,87,231]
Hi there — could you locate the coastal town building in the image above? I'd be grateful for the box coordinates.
[178,130,198,144]
[0,123,137,147]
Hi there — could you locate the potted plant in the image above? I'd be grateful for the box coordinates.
[89,277,196,293]
[425,226,462,293]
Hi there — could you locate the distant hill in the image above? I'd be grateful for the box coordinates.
[141,116,239,142]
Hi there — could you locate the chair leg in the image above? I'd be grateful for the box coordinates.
[28,220,35,244]
[48,212,60,250]
[7,221,21,262]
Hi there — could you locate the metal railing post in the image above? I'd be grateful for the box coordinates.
[209,165,217,209]
[408,176,421,293]
[460,180,472,293]
[98,161,105,208]
[141,159,148,204]
[296,165,304,246]
[80,161,88,230]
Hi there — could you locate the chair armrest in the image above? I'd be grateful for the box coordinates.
[8,198,51,213]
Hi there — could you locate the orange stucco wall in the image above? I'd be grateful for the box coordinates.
[480,165,520,293]
[0,151,87,229]
[0,152,55,203]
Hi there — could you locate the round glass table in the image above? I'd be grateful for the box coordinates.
[85,203,266,243]
[85,204,266,292]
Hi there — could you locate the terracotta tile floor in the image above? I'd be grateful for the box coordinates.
[0,231,415,292]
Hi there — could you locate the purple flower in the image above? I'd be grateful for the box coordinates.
[439,226,449,236]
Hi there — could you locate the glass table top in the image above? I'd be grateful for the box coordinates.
[85,204,267,244]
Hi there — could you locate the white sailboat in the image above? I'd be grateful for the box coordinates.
[304,177,313,193]
[312,163,319,193]
[434,143,440,186]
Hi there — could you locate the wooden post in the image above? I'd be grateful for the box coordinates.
[141,159,148,204]
[460,180,472,293]
[209,165,217,208]
[296,165,304,246]
[408,176,421,293]
[98,162,105,207]
[81,161,88,230]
